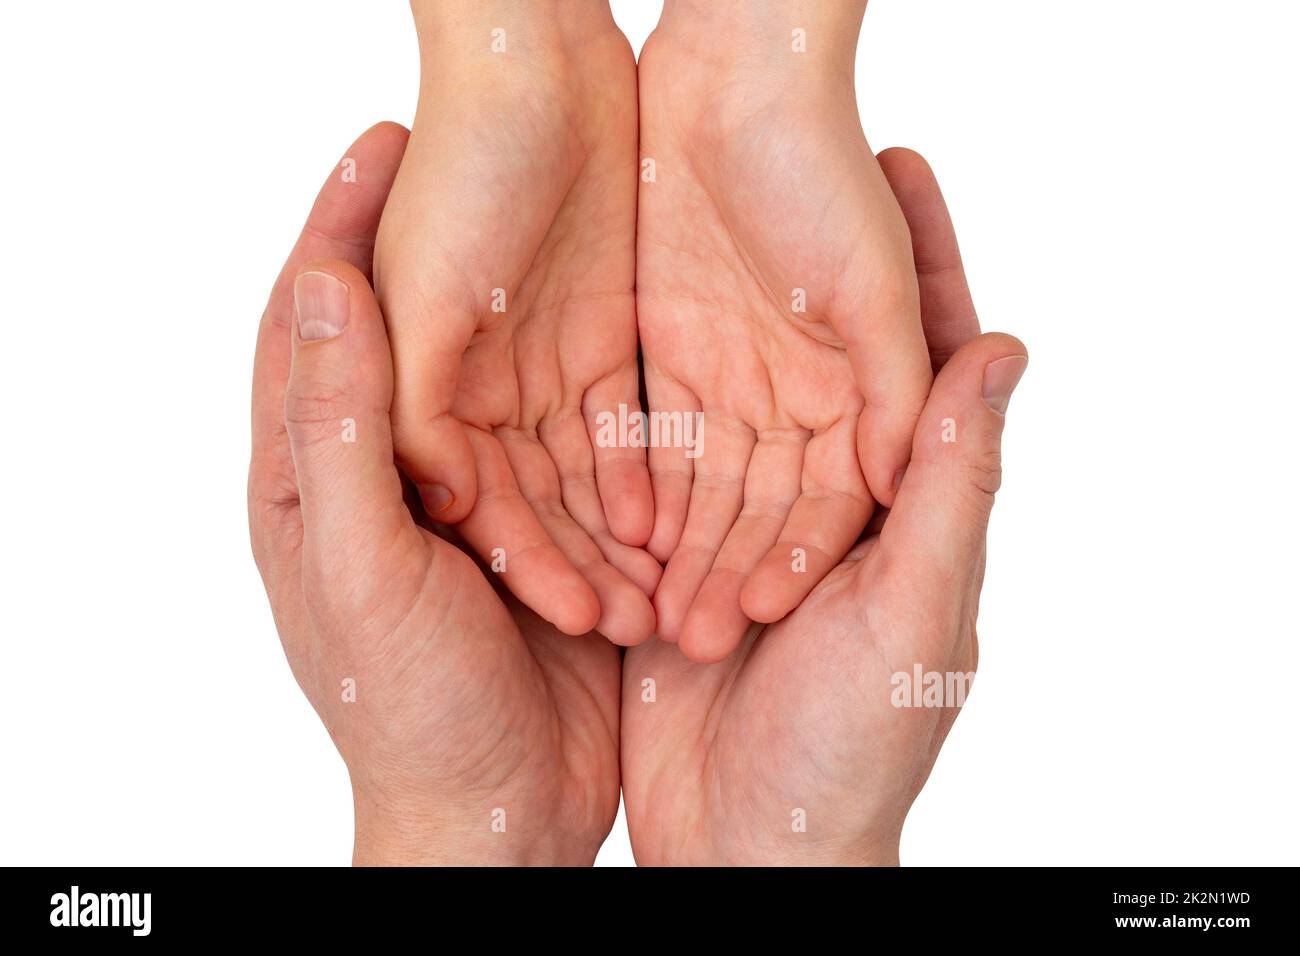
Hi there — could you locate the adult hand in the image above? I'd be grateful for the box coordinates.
[621,148,1026,865]
[375,0,658,645]
[249,123,621,865]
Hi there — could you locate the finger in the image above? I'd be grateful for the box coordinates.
[499,427,655,646]
[284,262,418,567]
[643,364,701,563]
[878,147,981,368]
[250,122,408,569]
[832,191,935,512]
[385,299,479,525]
[677,430,805,663]
[653,416,753,642]
[456,427,601,637]
[585,362,655,547]
[846,313,932,513]
[740,416,872,624]
[879,333,1027,583]
[539,407,663,596]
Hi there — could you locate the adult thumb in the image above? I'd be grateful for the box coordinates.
[284,261,414,564]
[879,333,1027,577]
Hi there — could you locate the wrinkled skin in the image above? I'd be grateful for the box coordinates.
[622,146,1027,865]
[252,4,1027,869]
[249,124,621,865]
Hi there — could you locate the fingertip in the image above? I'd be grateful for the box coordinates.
[521,546,601,637]
[303,128,408,267]
[919,331,1029,432]
[877,147,937,196]
[596,589,656,647]
[611,507,653,549]
[858,409,921,510]
[417,483,462,522]
[739,545,828,625]
[290,261,392,392]
[339,123,410,186]
[361,120,411,149]
[421,480,475,525]
[603,464,655,547]
[738,561,790,624]
[981,332,1030,365]
[676,574,750,664]
[553,579,602,637]
[676,622,737,665]
[296,258,374,305]
[865,460,905,509]
[395,414,478,525]
[289,260,389,370]
[677,641,727,665]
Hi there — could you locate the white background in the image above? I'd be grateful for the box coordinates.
[1,1,1297,866]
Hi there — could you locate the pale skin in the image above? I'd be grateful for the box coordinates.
[638,0,934,662]
[250,2,1026,866]
[378,1,933,658]
[375,0,659,646]
[249,124,1024,865]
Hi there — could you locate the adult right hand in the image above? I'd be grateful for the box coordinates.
[249,123,622,865]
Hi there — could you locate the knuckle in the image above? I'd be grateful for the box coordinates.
[964,445,1003,499]
[284,378,351,440]
[250,500,303,565]
[247,454,302,556]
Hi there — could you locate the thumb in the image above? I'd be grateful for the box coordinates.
[843,285,934,510]
[387,325,479,525]
[879,332,1027,576]
[285,261,415,561]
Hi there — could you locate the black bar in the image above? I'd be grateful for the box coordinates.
[2,867,1287,943]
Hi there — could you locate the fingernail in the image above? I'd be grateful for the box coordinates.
[421,484,455,515]
[294,271,350,341]
[982,355,1027,414]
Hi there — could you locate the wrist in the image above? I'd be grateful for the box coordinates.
[748,841,901,868]
[411,0,620,81]
[351,787,602,867]
[652,0,865,87]
[840,842,901,867]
